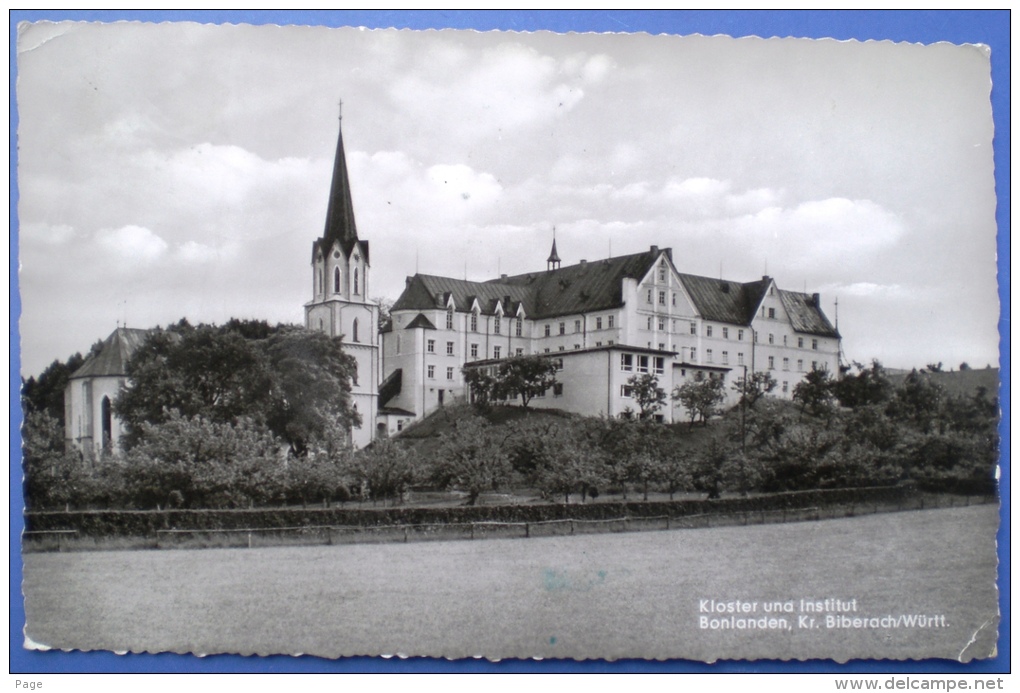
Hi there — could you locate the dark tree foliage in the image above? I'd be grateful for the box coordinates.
[115,322,359,453]
[886,369,948,434]
[627,373,667,420]
[731,370,777,409]
[22,352,86,422]
[432,415,512,505]
[673,376,726,426]
[792,365,836,420]
[494,355,559,408]
[833,360,892,408]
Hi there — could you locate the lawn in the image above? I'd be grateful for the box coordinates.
[21,505,999,662]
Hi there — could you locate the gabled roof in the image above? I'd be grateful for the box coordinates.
[392,250,660,320]
[378,368,402,409]
[779,290,840,338]
[69,328,150,380]
[404,313,437,330]
[679,274,767,325]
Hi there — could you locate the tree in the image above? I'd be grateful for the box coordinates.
[115,322,360,454]
[887,369,947,434]
[731,370,776,409]
[124,412,284,509]
[432,415,512,505]
[115,326,274,446]
[462,366,498,408]
[833,360,891,408]
[494,355,558,408]
[673,376,726,426]
[22,352,86,423]
[349,439,423,504]
[262,328,361,455]
[792,365,836,419]
[373,296,394,332]
[627,373,667,420]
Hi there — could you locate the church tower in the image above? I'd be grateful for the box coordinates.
[304,110,380,449]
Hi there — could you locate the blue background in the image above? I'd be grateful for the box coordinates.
[9,10,1010,674]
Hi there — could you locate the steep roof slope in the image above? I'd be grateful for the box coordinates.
[69,328,150,379]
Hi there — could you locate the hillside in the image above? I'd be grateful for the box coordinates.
[888,366,999,399]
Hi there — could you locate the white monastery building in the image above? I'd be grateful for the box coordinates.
[305,117,841,439]
[66,115,841,451]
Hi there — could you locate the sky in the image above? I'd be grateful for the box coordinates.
[15,19,1000,377]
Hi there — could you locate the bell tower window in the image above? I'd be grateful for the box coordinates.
[352,318,360,343]
[333,267,341,294]
[353,268,360,295]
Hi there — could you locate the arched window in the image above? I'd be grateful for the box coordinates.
[353,268,360,295]
[352,318,359,343]
[101,396,112,445]
[333,266,341,294]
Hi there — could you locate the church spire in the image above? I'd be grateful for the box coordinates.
[547,228,561,271]
[320,104,360,257]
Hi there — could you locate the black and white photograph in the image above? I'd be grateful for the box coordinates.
[14,14,1004,670]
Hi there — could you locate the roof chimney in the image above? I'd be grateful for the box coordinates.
[500,274,508,280]
[812,292,820,306]
[405,276,413,288]
[762,275,770,282]
[580,259,587,265]
[650,245,659,255]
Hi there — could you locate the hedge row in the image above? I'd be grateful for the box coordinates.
[24,486,940,538]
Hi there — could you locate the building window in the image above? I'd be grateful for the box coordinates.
[738,329,744,341]
[608,315,615,328]
[544,348,550,353]
[797,359,803,371]
[558,346,565,351]
[427,365,435,379]
[706,349,713,363]
[447,367,454,380]
[812,361,818,370]
[637,355,649,373]
[596,317,603,330]
[559,322,566,335]
[493,346,501,359]
[672,292,677,306]
[768,333,774,345]
[427,339,435,353]
[574,319,581,333]
[690,347,697,362]
[333,266,341,294]
[446,341,455,355]
[647,317,653,330]
[737,352,744,365]
[620,354,633,371]
[722,327,729,339]
[516,347,524,356]
[654,357,665,375]
[544,324,551,337]
[706,325,713,337]
[470,312,478,332]
[658,264,667,282]
[783,335,788,346]
[397,420,404,432]
[596,341,602,347]
[572,344,580,350]
[554,358,564,370]
[783,357,789,370]
[768,356,775,370]
[658,343,665,350]
[621,384,633,398]
[516,317,523,337]
[722,351,729,365]
[446,309,454,329]
[553,383,564,397]
[353,268,359,295]
[798,337,804,348]
[470,343,479,359]
[690,322,697,335]
[494,315,501,334]
[768,307,776,319]
[647,289,653,303]
[782,381,789,394]
[658,317,666,331]
[352,364,359,386]
[658,290,666,305]
[812,339,819,350]
[352,318,359,343]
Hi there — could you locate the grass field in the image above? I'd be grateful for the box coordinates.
[21,505,999,662]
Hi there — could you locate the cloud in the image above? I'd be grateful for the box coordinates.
[94,225,168,262]
[20,222,75,246]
